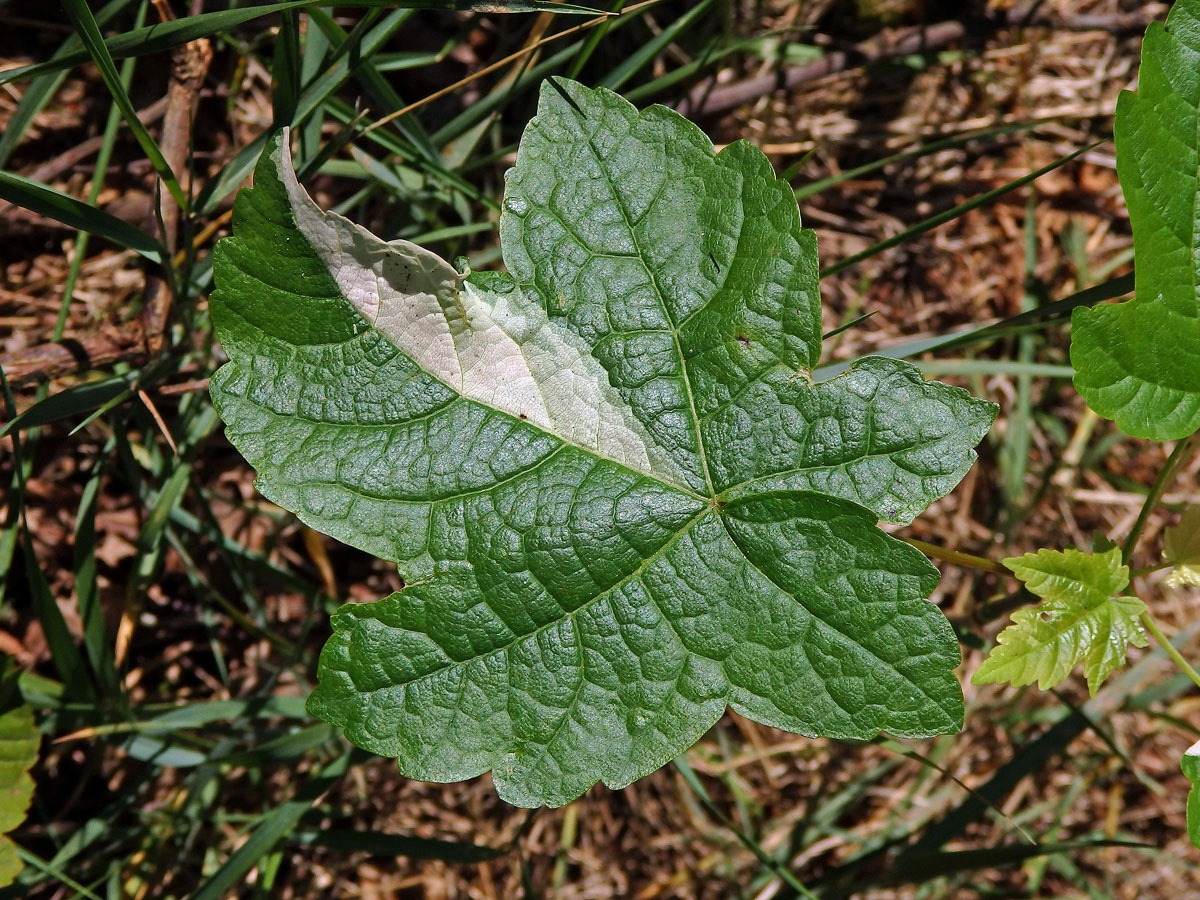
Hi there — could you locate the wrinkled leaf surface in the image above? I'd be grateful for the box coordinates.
[211,80,997,806]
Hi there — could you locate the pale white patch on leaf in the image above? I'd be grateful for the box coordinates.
[275,134,682,486]
[1164,506,1200,588]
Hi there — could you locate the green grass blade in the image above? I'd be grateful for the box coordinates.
[323,101,495,209]
[913,360,1073,378]
[904,711,1090,858]
[194,133,270,217]
[999,191,1040,508]
[272,11,303,127]
[622,34,761,104]
[206,725,338,768]
[68,388,136,436]
[20,531,93,701]
[196,10,412,215]
[74,455,123,702]
[566,0,628,79]
[166,504,333,601]
[13,846,104,900]
[55,1,148,342]
[147,697,311,728]
[186,752,351,900]
[820,140,1104,279]
[123,461,194,642]
[409,221,495,244]
[1185,741,1200,847]
[822,311,875,340]
[891,840,1151,883]
[598,0,713,91]
[305,9,438,162]
[0,376,136,439]
[291,828,506,862]
[431,44,584,146]
[0,172,165,263]
[674,757,818,899]
[64,697,311,740]
[0,0,133,166]
[297,12,332,159]
[814,273,1132,379]
[1,1,605,86]
[0,73,69,168]
[0,2,319,85]
[62,0,187,208]
[793,121,1038,201]
[0,468,19,610]
[0,369,93,700]
[429,6,660,146]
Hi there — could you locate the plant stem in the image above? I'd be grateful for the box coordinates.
[899,537,1010,576]
[1121,433,1200,563]
[1140,611,1200,693]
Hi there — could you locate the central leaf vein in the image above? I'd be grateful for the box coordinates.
[566,106,716,498]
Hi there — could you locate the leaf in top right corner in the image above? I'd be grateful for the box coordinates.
[1070,0,1200,439]
[1164,506,1200,588]
[972,547,1148,696]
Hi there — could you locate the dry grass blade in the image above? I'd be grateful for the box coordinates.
[363,0,663,133]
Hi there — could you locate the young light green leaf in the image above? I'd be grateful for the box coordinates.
[210,79,996,807]
[0,704,40,886]
[1164,506,1200,588]
[973,548,1147,695]
[1070,0,1200,439]
[1184,739,1200,848]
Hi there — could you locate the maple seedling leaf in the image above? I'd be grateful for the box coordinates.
[0,704,39,886]
[1070,0,1200,439]
[210,78,996,807]
[1164,506,1200,589]
[973,547,1148,696]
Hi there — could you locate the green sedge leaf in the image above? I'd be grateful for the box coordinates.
[1185,739,1200,848]
[210,79,996,807]
[1070,1,1200,439]
[1164,506,1200,588]
[0,704,39,887]
[973,548,1147,696]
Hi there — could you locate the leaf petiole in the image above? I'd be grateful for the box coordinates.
[1139,611,1200,693]
[899,537,1010,576]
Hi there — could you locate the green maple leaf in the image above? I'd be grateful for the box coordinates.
[973,548,1148,696]
[0,704,39,886]
[1185,739,1200,848]
[210,78,996,807]
[1164,506,1200,588]
[1070,0,1200,439]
